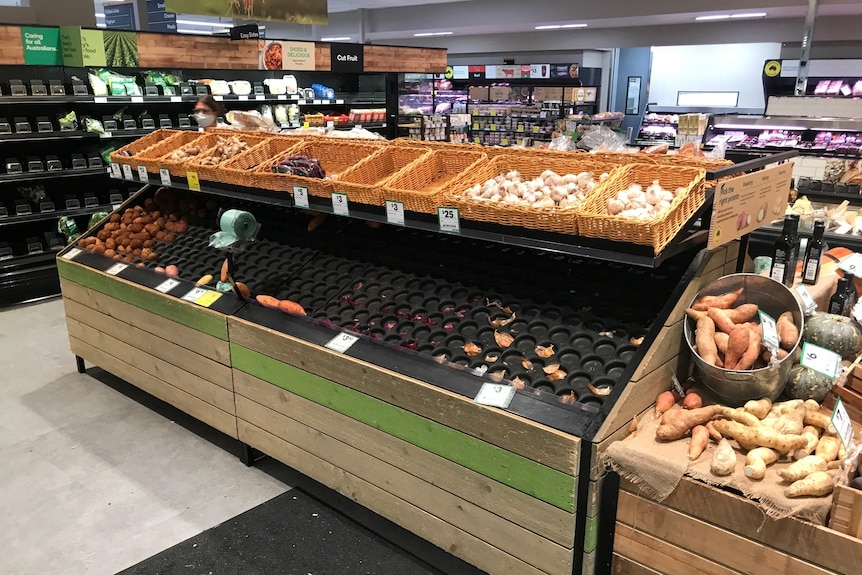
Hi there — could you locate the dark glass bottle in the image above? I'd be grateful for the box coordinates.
[802,221,826,285]
[770,216,796,287]
[829,276,854,316]
[787,214,801,285]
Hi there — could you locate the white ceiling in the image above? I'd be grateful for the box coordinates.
[327,0,468,12]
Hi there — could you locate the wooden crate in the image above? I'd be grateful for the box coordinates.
[229,317,580,575]
[57,260,237,439]
[830,484,862,539]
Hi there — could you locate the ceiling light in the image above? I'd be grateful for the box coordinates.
[321,36,352,41]
[177,29,213,35]
[535,25,561,30]
[695,14,730,21]
[413,32,453,37]
[731,12,767,19]
[561,24,588,28]
[175,18,223,26]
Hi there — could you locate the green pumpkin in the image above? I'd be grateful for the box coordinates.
[785,364,834,402]
[801,312,862,359]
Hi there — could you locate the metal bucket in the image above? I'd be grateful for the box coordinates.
[683,273,804,406]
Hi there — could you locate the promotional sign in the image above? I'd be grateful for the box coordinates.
[147,1,177,32]
[104,3,136,30]
[530,64,550,79]
[60,27,106,67]
[707,163,793,250]
[330,43,363,73]
[468,65,486,79]
[550,63,580,78]
[103,30,139,67]
[21,26,63,65]
[520,64,531,78]
[166,0,327,24]
[259,40,315,71]
[230,24,260,41]
[451,65,468,79]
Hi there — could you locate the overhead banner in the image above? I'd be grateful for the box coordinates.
[104,3,136,30]
[21,26,62,65]
[330,43,363,73]
[166,0,327,24]
[260,40,315,71]
[550,64,579,79]
[147,1,177,32]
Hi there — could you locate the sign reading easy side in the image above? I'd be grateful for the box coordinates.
[331,43,363,73]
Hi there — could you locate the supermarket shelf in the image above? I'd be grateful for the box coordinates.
[0,204,113,228]
[0,250,57,272]
[0,167,107,184]
[751,225,862,254]
[0,128,156,143]
[333,123,388,130]
[0,94,385,106]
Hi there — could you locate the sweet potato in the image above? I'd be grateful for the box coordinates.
[772,405,806,436]
[255,295,280,309]
[714,331,729,355]
[712,419,807,453]
[686,308,707,321]
[711,438,736,476]
[744,398,772,420]
[793,426,821,460]
[725,325,750,368]
[706,421,723,442]
[655,390,681,418]
[683,391,703,410]
[734,329,762,370]
[695,316,720,366]
[777,455,828,482]
[803,399,821,413]
[278,299,307,315]
[803,410,836,433]
[785,471,835,498]
[656,405,723,441]
[777,311,799,351]
[725,304,759,324]
[693,288,743,311]
[689,425,709,460]
[708,307,736,334]
[716,406,762,428]
[815,435,841,462]
[744,447,778,480]
[220,258,229,282]
[235,281,251,299]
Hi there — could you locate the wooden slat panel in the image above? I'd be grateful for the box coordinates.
[60,279,230,364]
[621,478,862,575]
[363,45,447,73]
[616,490,835,575]
[631,319,684,382]
[70,337,237,438]
[58,261,228,340]
[236,395,572,575]
[67,319,235,414]
[234,371,574,547]
[231,344,576,512]
[614,523,740,575]
[0,26,23,64]
[228,317,578,475]
[664,250,727,327]
[64,298,232,389]
[316,43,331,71]
[612,553,664,575]
[238,419,548,575]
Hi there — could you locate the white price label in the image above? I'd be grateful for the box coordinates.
[110,162,122,179]
[122,163,134,180]
[331,192,349,216]
[853,299,862,323]
[138,165,148,182]
[61,248,82,261]
[839,253,862,277]
[213,95,224,101]
[105,263,128,276]
[832,398,855,450]
[131,96,144,103]
[293,186,310,209]
[336,99,344,104]
[255,95,265,100]
[327,121,335,128]
[100,132,113,139]
[159,168,171,186]
[474,382,516,408]
[356,124,362,130]
[112,204,122,211]
[277,94,287,101]
[238,95,249,101]
[94,96,108,103]
[800,342,841,379]
[325,332,359,353]
[181,287,208,302]
[758,311,780,351]
[795,285,817,313]
[386,200,405,226]
[155,278,180,293]
[313,99,321,105]
[438,207,460,233]
[170,96,182,103]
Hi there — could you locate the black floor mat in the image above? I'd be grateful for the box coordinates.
[117,489,448,575]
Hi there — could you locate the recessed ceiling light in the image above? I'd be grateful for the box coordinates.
[321,36,352,41]
[413,31,453,37]
[561,24,588,28]
[731,12,767,18]
[695,14,730,21]
[535,24,587,30]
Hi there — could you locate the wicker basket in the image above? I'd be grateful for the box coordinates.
[652,154,734,170]
[393,138,484,152]
[445,155,620,235]
[184,133,270,183]
[218,136,304,187]
[333,145,431,206]
[482,146,588,160]
[134,131,212,175]
[109,129,184,171]
[255,140,379,197]
[588,151,658,165]
[383,148,489,214]
[577,163,707,254]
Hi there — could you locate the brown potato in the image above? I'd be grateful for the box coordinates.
[132,248,142,258]
[143,240,153,248]
[163,233,175,243]
[110,213,121,223]
[104,249,116,258]
[130,239,143,250]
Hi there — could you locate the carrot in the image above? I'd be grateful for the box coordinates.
[708,307,736,334]
[725,325,750,368]
[777,311,799,350]
[683,391,703,409]
[655,390,681,418]
[220,258,229,282]
[278,299,307,316]
[689,425,709,460]
[256,295,280,309]
[693,288,743,311]
[695,316,720,366]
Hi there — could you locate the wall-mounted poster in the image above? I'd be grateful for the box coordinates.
[260,40,315,71]
[166,0,327,24]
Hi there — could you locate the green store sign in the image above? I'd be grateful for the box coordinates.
[21,26,63,65]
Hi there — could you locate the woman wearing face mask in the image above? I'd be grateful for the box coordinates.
[192,95,224,129]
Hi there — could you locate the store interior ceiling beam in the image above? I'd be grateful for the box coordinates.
[794,0,820,96]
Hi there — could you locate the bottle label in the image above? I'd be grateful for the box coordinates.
[804,259,819,282]
[770,263,785,283]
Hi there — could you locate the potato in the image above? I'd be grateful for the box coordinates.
[165,265,179,277]
[110,213,121,223]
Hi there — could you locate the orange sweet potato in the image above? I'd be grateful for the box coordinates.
[689,425,709,460]
[656,405,723,441]
[655,390,681,418]
[725,325,750,368]
[777,311,799,350]
[256,295,280,309]
[734,329,762,371]
[725,303,759,324]
[695,316,720,366]
[708,307,736,334]
[693,288,743,311]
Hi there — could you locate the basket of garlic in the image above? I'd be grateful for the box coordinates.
[446,155,620,234]
[184,133,269,184]
[577,163,706,253]
[133,131,212,175]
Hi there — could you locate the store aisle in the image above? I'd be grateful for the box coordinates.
[0,299,288,575]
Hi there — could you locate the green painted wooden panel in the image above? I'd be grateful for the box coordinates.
[58,260,227,340]
[232,344,576,512]
[584,514,599,554]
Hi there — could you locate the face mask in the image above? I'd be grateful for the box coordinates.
[194,112,215,127]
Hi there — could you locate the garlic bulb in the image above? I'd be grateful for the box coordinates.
[460,169,609,209]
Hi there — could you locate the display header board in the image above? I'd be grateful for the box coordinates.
[331,43,363,73]
[22,26,62,65]
[104,3,136,30]
[60,27,106,67]
[260,40,315,71]
[707,163,793,250]
[231,24,259,41]
[166,0,327,24]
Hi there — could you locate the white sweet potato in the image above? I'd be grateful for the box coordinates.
[711,438,736,476]
[712,419,807,453]
[777,455,828,482]
[784,471,835,498]
[744,447,778,480]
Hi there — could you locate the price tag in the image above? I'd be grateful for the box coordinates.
[853,299,862,323]
[325,332,360,353]
[832,398,855,449]
[839,253,862,277]
[490,123,497,131]
[331,192,349,216]
[438,207,460,234]
[472,123,479,130]
[277,94,287,101]
[155,278,180,293]
[293,186,310,208]
[112,204,122,211]
[239,95,249,101]
[302,121,310,129]
[386,200,405,226]
[532,125,540,134]
[255,95,265,101]
[313,99,321,105]
[186,171,201,191]
[502,138,509,146]
[138,165,148,182]
[110,162,122,179]
[474,382,516,408]
[795,285,817,313]
[356,124,362,130]
[181,286,222,307]
[213,95,224,101]
[298,99,307,105]
[170,96,182,103]
[122,163,134,180]
[100,132,113,139]
[131,96,144,103]
[800,342,841,379]
[336,99,344,105]
[489,110,497,116]
[60,248,82,261]
[517,125,524,132]
[327,121,335,128]
[105,263,128,276]
[94,96,107,103]
[758,311,780,351]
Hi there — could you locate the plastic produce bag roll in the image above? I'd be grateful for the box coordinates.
[209,209,257,248]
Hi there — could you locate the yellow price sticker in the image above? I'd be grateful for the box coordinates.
[195,290,222,308]
[517,125,524,132]
[303,121,310,128]
[186,171,201,191]
[532,126,540,133]
[474,137,480,144]
[472,123,479,130]
[502,138,509,146]
[490,110,497,116]
[490,123,497,131]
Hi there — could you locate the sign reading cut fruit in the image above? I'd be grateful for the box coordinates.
[707,163,793,250]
